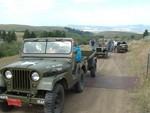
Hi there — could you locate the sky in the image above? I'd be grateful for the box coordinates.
[0,0,150,26]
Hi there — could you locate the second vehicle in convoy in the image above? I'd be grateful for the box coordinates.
[96,39,108,58]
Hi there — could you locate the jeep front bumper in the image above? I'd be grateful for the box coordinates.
[0,93,45,106]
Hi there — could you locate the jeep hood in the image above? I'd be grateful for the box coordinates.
[3,59,70,73]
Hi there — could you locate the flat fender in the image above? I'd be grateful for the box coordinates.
[37,73,65,91]
[0,74,6,87]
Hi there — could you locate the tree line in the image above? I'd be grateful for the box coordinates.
[23,29,66,39]
[0,30,17,43]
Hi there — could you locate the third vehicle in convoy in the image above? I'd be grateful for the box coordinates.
[116,41,128,53]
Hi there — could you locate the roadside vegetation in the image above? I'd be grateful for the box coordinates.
[0,41,21,58]
[0,24,144,58]
[127,38,150,113]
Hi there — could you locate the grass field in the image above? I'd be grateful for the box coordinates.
[0,55,20,69]
[126,39,150,113]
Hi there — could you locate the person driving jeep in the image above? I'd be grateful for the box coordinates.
[73,41,82,74]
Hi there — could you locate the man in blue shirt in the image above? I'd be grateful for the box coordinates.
[73,41,82,63]
[89,39,95,51]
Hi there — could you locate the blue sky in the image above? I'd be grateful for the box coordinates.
[0,0,150,26]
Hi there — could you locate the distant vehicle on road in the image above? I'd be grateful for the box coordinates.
[116,41,128,53]
[96,39,108,58]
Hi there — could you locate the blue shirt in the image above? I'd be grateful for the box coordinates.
[73,45,82,63]
[91,40,95,46]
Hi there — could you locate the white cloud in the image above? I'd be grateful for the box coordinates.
[0,0,150,26]
[61,3,150,26]
[0,0,56,25]
[73,0,104,3]
[1,0,55,15]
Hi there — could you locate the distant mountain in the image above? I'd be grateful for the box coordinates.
[0,24,65,31]
[67,24,150,34]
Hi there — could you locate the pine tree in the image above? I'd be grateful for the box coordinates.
[23,29,30,39]
[30,31,36,38]
[12,31,17,41]
[143,29,149,38]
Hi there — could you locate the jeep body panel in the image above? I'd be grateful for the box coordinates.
[0,74,5,87]
[1,59,74,93]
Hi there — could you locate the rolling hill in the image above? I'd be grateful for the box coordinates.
[0,24,66,32]
[0,24,142,39]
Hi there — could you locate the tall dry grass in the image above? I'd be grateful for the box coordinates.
[127,39,150,113]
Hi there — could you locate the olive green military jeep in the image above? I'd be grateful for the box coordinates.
[0,38,97,113]
[96,39,108,58]
[116,41,128,53]
[96,46,108,58]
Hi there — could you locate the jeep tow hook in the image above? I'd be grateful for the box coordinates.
[27,94,32,101]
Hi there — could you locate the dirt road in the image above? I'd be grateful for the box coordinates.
[0,52,134,113]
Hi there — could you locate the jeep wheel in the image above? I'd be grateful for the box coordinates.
[90,63,97,77]
[44,84,65,113]
[96,55,99,58]
[0,87,14,112]
[74,69,85,93]
[117,49,120,53]
[104,52,108,59]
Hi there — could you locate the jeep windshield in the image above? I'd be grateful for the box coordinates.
[23,40,72,54]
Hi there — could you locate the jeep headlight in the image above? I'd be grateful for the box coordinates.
[31,72,40,81]
[5,70,13,79]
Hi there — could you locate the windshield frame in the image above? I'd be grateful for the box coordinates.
[23,39,72,54]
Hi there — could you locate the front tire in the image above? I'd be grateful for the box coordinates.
[44,84,65,113]
[0,87,14,112]
[104,51,108,59]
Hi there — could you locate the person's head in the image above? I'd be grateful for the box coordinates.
[74,41,78,46]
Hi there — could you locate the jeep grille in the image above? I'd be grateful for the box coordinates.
[12,70,31,92]
[96,48,102,52]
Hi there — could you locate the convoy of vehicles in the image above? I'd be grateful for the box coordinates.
[0,38,97,113]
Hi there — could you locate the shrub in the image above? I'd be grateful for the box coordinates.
[0,41,21,58]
